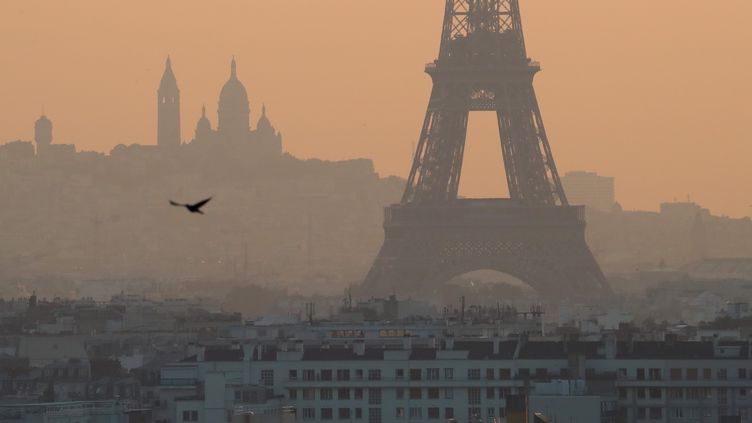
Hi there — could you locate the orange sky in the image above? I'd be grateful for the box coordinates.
[1,1,751,216]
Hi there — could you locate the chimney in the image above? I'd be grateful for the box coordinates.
[186,343,197,359]
[492,335,501,356]
[445,335,455,351]
[427,335,437,349]
[402,335,412,352]
[604,333,617,360]
[354,340,366,356]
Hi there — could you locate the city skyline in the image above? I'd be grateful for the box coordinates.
[1,1,751,217]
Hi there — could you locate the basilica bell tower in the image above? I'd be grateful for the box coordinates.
[157,56,181,149]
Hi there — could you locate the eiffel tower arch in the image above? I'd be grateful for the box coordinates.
[362,0,610,298]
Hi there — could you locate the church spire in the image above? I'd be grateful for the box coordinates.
[230,56,237,79]
[157,55,181,149]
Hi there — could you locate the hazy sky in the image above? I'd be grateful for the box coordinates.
[1,1,751,216]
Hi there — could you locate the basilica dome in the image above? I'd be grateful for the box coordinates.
[218,57,250,139]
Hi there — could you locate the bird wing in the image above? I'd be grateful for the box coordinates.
[192,197,213,209]
[169,200,184,207]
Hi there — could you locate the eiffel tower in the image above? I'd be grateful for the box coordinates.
[362,0,610,297]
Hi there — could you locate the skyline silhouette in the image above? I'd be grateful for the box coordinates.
[1,1,751,217]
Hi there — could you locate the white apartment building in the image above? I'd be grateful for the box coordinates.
[154,335,752,423]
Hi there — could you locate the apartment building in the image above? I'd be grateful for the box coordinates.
[154,335,752,423]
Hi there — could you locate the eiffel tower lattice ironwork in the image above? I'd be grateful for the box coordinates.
[362,0,610,297]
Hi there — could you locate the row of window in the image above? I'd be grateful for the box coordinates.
[286,367,548,381]
[624,367,750,381]
[288,387,520,402]
[621,387,749,402]
[290,388,382,404]
[297,407,505,421]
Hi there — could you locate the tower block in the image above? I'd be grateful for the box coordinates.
[363,0,609,297]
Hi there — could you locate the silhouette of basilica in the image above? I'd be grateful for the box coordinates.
[158,56,282,156]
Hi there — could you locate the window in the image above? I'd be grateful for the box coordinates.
[741,388,748,398]
[355,408,362,419]
[487,408,495,417]
[395,369,404,380]
[486,388,494,399]
[410,368,422,381]
[686,368,698,380]
[636,368,645,380]
[718,368,728,380]
[468,388,481,405]
[410,388,422,400]
[499,368,511,380]
[354,388,363,400]
[303,369,315,381]
[618,388,627,399]
[321,408,333,420]
[428,407,440,419]
[409,407,422,418]
[687,388,701,400]
[668,388,682,400]
[648,368,661,381]
[444,368,454,379]
[395,407,405,419]
[427,368,440,380]
[368,408,381,423]
[486,368,495,380]
[444,388,453,399]
[649,408,662,419]
[636,408,646,419]
[338,388,350,400]
[289,369,298,380]
[670,408,684,419]
[320,388,333,400]
[303,388,316,401]
[368,369,381,381]
[518,368,530,379]
[182,410,198,422]
[355,369,364,380]
[703,368,712,379]
[649,388,661,400]
[302,408,315,421]
[260,369,274,386]
[468,408,481,421]
[669,368,682,380]
[428,388,439,399]
[740,368,748,380]
[396,388,404,400]
[468,368,481,380]
[339,408,351,419]
[321,369,333,381]
[445,408,454,419]
[617,368,627,379]
[289,389,298,400]
[337,369,350,381]
[637,388,646,400]
[368,388,381,405]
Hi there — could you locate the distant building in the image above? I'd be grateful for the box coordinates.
[157,56,181,150]
[34,115,52,153]
[0,140,35,161]
[33,114,75,158]
[561,171,615,212]
[189,58,283,156]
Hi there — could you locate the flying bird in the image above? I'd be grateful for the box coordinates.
[169,197,213,215]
